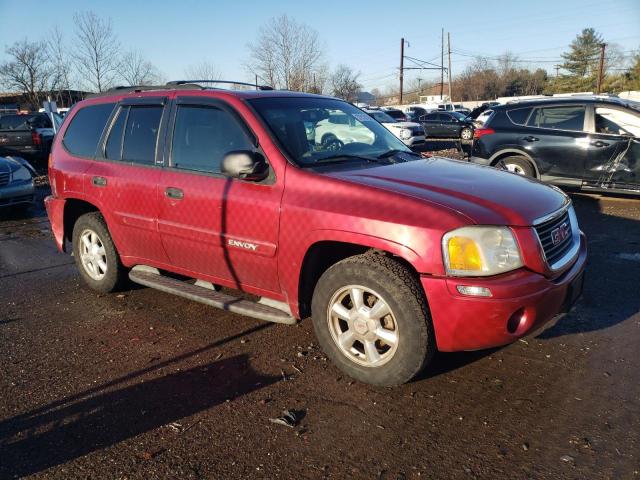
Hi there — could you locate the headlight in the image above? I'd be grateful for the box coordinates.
[442,226,523,276]
[12,166,33,182]
[399,128,412,140]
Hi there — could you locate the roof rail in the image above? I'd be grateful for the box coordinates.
[166,80,274,91]
[87,84,196,98]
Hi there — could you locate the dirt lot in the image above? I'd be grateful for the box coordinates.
[1,174,639,479]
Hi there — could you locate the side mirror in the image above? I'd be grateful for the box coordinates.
[221,150,269,181]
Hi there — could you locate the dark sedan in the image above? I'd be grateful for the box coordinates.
[419,111,474,140]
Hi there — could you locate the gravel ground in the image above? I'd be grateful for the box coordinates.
[0,180,639,479]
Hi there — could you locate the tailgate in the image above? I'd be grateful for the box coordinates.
[0,129,33,147]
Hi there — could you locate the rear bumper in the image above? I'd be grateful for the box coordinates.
[44,195,66,252]
[421,232,587,352]
[0,180,35,207]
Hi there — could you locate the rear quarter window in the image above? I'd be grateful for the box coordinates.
[63,103,116,157]
[506,107,533,125]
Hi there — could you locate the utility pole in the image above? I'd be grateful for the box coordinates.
[554,64,560,77]
[440,28,444,99]
[596,43,607,94]
[417,77,423,95]
[255,74,259,89]
[447,32,452,105]
[399,37,405,104]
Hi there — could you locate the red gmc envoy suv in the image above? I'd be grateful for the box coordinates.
[45,81,587,386]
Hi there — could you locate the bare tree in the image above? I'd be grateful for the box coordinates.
[183,61,222,80]
[248,15,323,91]
[119,50,161,85]
[47,26,75,105]
[331,64,362,102]
[73,11,120,92]
[0,39,53,109]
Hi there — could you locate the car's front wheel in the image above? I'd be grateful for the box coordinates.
[311,253,435,386]
[72,212,127,293]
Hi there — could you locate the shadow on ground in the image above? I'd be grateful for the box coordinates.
[538,193,640,339]
[0,324,276,478]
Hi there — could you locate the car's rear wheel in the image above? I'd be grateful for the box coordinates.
[499,155,535,177]
[311,253,435,386]
[460,127,473,140]
[72,212,127,293]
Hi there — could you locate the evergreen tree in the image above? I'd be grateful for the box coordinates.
[558,28,604,91]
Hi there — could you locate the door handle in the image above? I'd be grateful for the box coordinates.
[92,176,107,187]
[590,140,609,148]
[523,136,539,142]
[165,187,184,200]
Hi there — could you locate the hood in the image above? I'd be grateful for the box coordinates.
[0,155,36,175]
[327,157,568,226]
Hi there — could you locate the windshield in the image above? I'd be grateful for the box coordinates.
[368,110,396,123]
[249,97,410,167]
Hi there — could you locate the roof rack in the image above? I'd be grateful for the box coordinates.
[166,80,274,91]
[87,84,196,98]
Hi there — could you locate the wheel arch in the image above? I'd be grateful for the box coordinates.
[296,238,423,319]
[63,197,101,249]
[488,149,540,178]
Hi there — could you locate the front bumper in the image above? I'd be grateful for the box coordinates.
[468,155,492,166]
[0,180,35,208]
[421,232,587,352]
[403,135,426,147]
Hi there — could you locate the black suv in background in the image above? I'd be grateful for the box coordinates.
[470,96,640,195]
[0,113,60,164]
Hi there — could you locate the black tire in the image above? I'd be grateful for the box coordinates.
[498,155,535,177]
[460,127,473,141]
[311,253,435,386]
[72,212,127,293]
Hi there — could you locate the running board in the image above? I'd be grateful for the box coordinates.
[128,267,296,325]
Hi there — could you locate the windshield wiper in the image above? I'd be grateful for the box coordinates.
[309,154,386,166]
[377,149,422,159]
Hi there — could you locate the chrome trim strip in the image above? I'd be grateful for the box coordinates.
[532,198,571,226]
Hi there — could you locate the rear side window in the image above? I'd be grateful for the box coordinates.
[527,106,586,131]
[506,107,532,125]
[63,103,115,157]
[104,107,128,160]
[171,105,253,174]
[423,113,438,121]
[122,106,163,164]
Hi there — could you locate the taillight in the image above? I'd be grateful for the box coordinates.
[473,127,495,139]
[31,131,42,146]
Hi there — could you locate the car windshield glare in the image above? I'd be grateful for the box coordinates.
[249,97,410,167]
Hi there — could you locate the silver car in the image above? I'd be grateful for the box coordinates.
[0,156,35,208]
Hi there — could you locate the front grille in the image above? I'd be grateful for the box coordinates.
[534,209,574,267]
[0,172,9,187]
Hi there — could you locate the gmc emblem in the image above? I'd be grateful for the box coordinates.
[550,222,570,245]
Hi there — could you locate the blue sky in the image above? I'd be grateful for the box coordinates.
[1,0,639,91]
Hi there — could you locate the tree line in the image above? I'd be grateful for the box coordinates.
[1,13,638,111]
